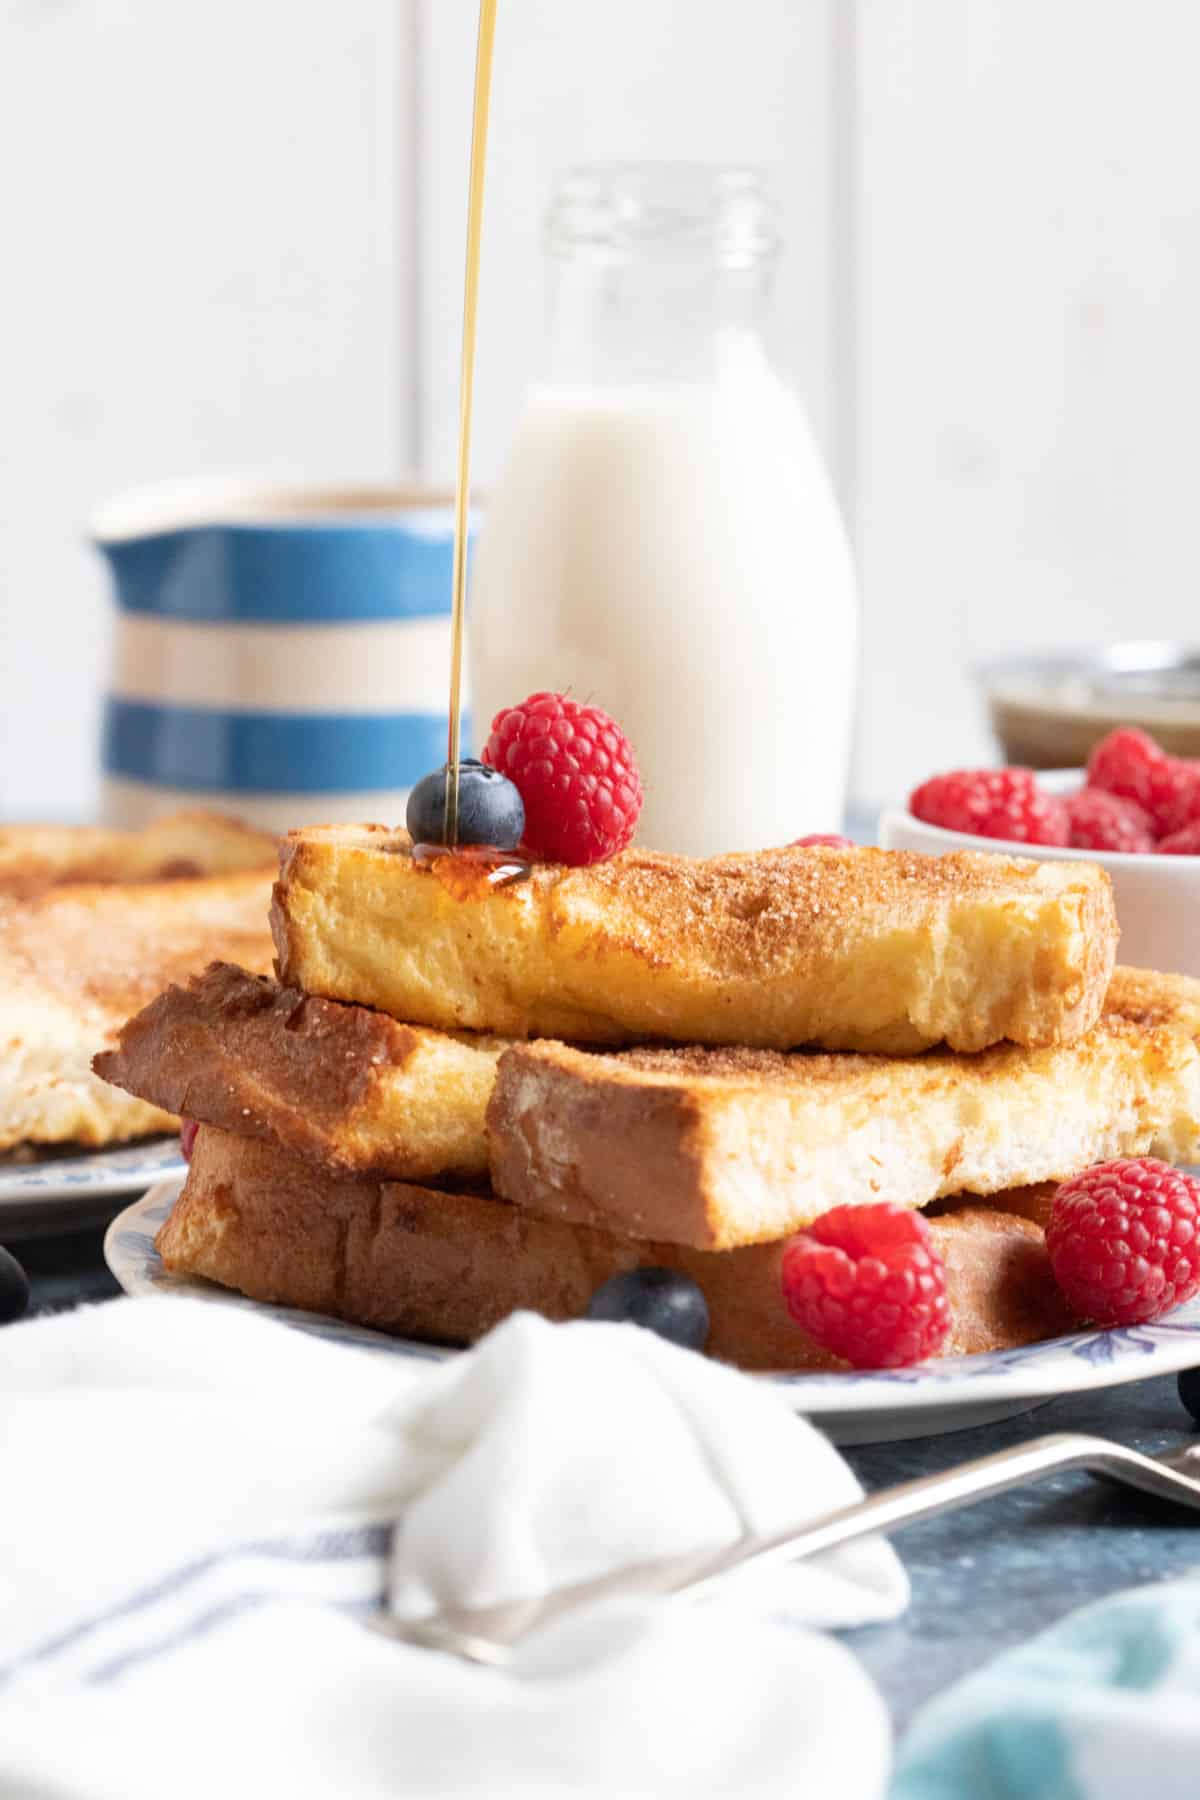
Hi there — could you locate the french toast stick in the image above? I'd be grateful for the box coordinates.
[96,962,506,1181]
[487,968,1200,1249]
[98,966,1200,1224]
[159,1127,1078,1371]
[0,811,275,899]
[1,874,273,1151]
[271,826,1117,1054]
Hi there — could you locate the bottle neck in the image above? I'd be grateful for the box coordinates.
[544,255,776,387]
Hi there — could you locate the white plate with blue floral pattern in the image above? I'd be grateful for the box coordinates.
[107,1180,1200,1445]
[1,1141,185,1238]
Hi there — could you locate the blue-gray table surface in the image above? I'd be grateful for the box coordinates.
[18,1225,1200,1731]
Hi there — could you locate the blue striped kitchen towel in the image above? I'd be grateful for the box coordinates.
[0,1298,902,1799]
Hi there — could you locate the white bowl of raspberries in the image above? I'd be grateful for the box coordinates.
[880,727,1200,977]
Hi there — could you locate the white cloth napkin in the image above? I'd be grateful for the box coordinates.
[0,1298,906,1799]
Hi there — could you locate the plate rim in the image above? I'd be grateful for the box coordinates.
[106,1181,1200,1416]
[0,1139,186,1220]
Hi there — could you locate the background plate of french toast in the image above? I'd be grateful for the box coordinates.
[90,821,1200,1438]
[0,814,278,1230]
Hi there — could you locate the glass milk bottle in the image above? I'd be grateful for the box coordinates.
[469,164,857,857]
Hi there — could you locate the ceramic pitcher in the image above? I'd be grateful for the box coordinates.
[92,480,473,832]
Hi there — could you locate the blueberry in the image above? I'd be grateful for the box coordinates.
[406,760,525,851]
[0,1246,29,1325]
[1178,1366,1200,1424]
[585,1268,710,1352]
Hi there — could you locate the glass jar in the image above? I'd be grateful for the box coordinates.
[469,163,857,856]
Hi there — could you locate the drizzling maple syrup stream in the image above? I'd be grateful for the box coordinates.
[416,0,529,893]
[442,0,498,850]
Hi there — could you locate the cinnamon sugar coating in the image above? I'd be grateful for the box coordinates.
[272,826,1118,1054]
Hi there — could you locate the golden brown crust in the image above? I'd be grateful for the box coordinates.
[270,825,1118,1054]
[486,967,1200,1249]
[0,874,274,1152]
[159,1128,1078,1370]
[100,963,1200,1227]
[0,812,276,899]
[95,962,506,1180]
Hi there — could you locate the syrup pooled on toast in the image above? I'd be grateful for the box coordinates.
[411,841,529,896]
[412,0,530,896]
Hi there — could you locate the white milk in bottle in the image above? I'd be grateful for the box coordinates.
[470,165,857,858]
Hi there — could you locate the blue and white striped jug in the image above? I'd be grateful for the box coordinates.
[92,481,475,833]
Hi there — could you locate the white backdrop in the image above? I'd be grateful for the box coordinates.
[0,0,411,815]
[3,0,1198,816]
[852,0,1200,800]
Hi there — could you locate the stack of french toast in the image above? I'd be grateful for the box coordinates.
[95,823,1200,1370]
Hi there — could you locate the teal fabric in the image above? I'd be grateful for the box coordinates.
[892,1577,1200,1799]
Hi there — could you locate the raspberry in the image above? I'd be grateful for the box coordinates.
[780,1203,950,1369]
[1086,727,1166,804]
[1157,820,1200,855]
[1144,763,1200,838]
[1086,727,1200,837]
[908,768,1069,847]
[1147,763,1200,836]
[791,834,856,849]
[180,1118,199,1162]
[482,692,643,867]
[1064,788,1154,854]
[1046,1159,1200,1326]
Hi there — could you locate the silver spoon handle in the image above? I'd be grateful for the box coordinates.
[383,1431,1190,1661]
[676,1431,1161,1601]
